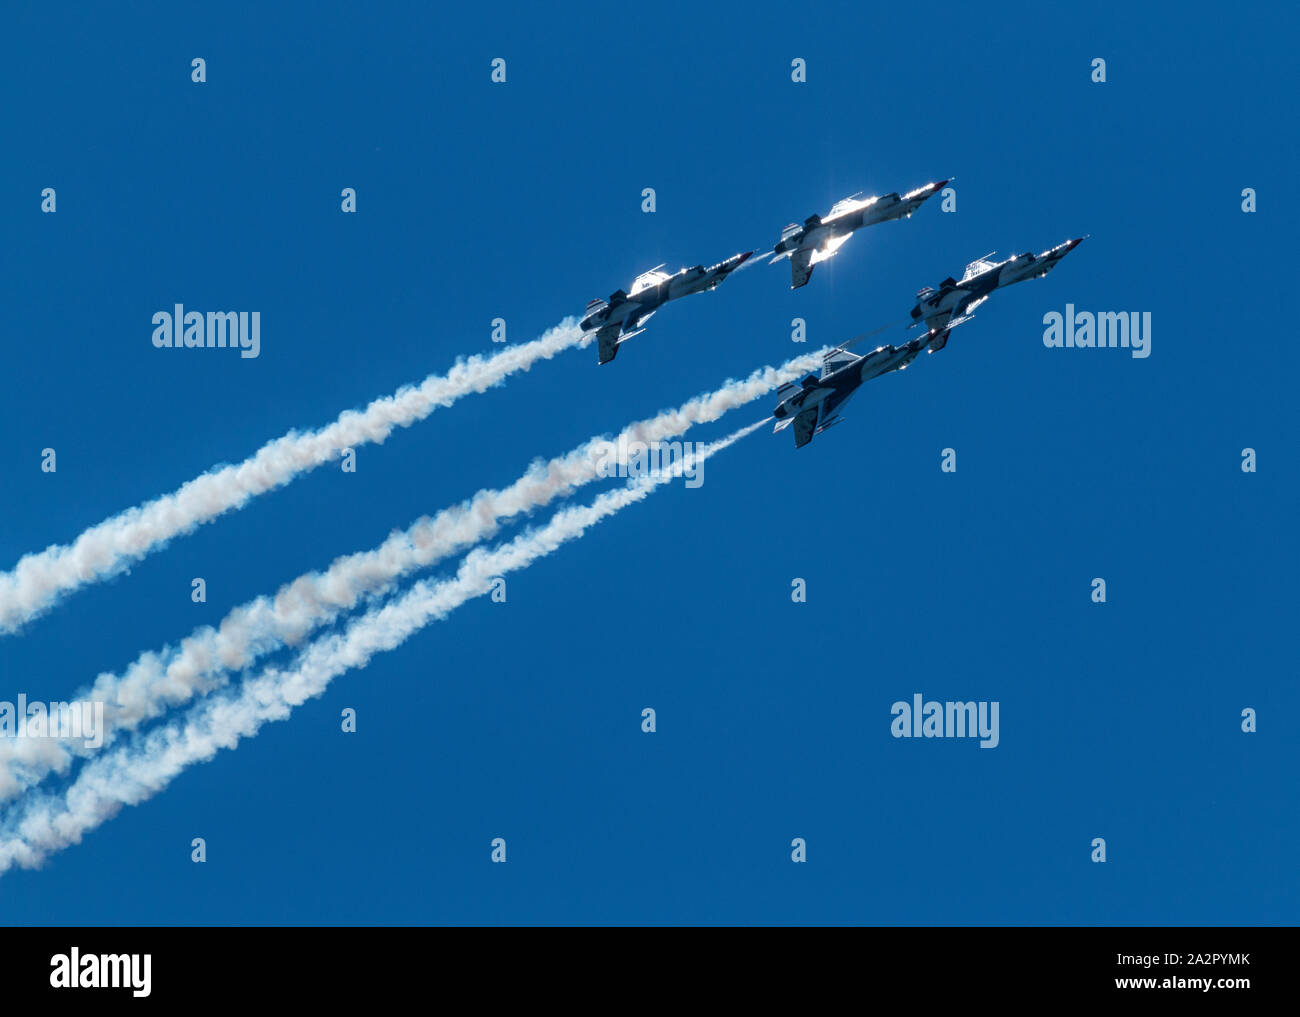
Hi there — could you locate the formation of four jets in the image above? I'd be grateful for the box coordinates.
[579,177,1086,448]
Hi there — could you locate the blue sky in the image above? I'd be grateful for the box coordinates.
[0,0,1296,924]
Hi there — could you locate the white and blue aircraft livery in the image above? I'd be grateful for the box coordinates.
[909,237,1087,350]
[775,236,1086,448]
[581,251,753,364]
[770,178,949,289]
[772,336,930,449]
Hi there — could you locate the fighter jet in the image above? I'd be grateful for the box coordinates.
[773,334,930,449]
[771,178,949,289]
[909,237,1087,351]
[581,251,753,364]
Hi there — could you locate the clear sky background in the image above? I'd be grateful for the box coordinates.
[0,1,1295,925]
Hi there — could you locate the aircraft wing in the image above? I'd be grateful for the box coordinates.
[792,404,820,448]
[920,288,979,334]
[950,291,982,320]
[918,307,953,334]
[624,304,657,331]
[789,248,815,289]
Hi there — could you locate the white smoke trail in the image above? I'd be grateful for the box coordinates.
[0,421,763,875]
[0,319,585,635]
[0,353,821,802]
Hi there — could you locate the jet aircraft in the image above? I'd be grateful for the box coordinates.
[581,251,753,364]
[909,237,1087,351]
[771,179,949,289]
[772,334,929,449]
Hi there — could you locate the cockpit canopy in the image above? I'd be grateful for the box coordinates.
[960,253,999,282]
[827,192,871,218]
[630,267,671,295]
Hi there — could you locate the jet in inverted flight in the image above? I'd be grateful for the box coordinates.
[581,251,753,364]
[772,335,930,449]
[770,178,949,289]
[909,237,1087,351]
